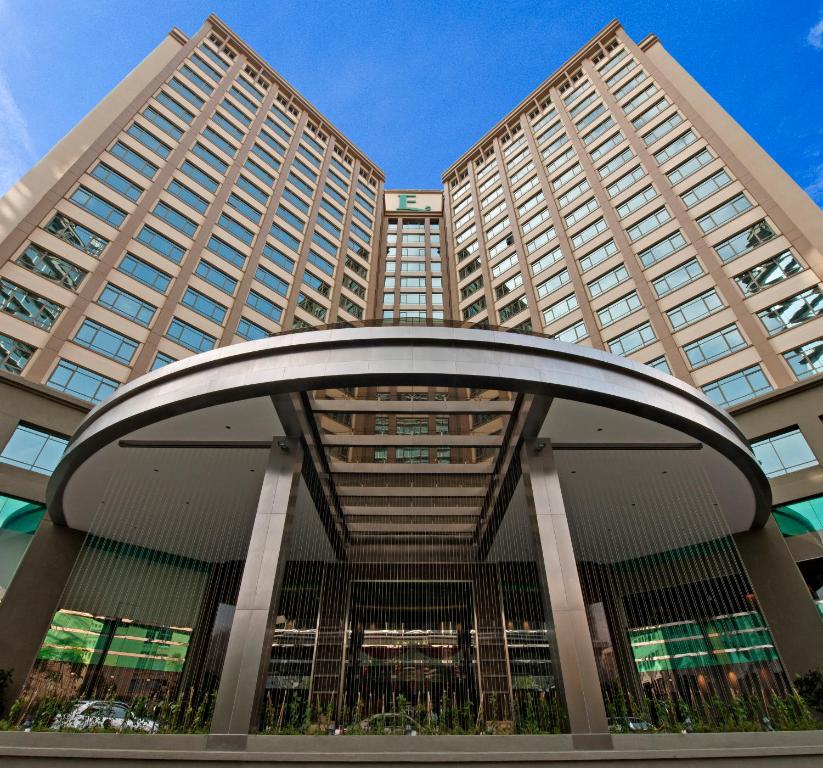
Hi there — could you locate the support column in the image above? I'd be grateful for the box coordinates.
[0,518,84,713]
[734,517,823,679]
[209,438,302,746]
[521,440,610,749]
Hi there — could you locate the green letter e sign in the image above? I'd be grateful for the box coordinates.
[398,194,431,212]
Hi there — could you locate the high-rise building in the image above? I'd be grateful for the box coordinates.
[0,14,821,753]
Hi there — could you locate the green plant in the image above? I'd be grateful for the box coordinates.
[794,670,823,714]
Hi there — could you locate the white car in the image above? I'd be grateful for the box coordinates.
[51,700,158,732]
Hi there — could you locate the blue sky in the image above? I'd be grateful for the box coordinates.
[0,0,821,201]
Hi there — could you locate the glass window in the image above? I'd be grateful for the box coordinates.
[45,213,108,257]
[212,111,244,141]
[626,207,671,242]
[126,123,171,158]
[98,282,157,325]
[681,169,733,209]
[303,271,331,296]
[236,174,268,205]
[192,142,228,174]
[311,232,337,258]
[714,220,775,263]
[0,333,35,374]
[646,355,671,374]
[255,266,288,297]
[181,287,227,323]
[752,428,818,478]
[462,297,486,320]
[0,423,68,475]
[16,244,87,291]
[652,258,704,297]
[642,112,684,146]
[683,324,746,368]
[667,149,714,185]
[166,317,215,353]
[773,495,823,537]
[564,197,599,227]
[196,260,237,295]
[499,295,529,322]
[246,290,283,323]
[207,235,245,268]
[654,130,696,164]
[588,264,629,297]
[180,64,213,95]
[638,230,686,268]
[136,225,185,263]
[270,224,300,253]
[589,131,624,162]
[69,186,126,227]
[666,289,723,329]
[202,126,237,158]
[616,185,657,219]
[156,90,194,124]
[0,279,62,329]
[236,317,268,341]
[263,243,295,274]
[191,51,223,83]
[117,253,170,293]
[91,162,143,202]
[536,269,570,299]
[554,320,588,343]
[307,251,334,277]
[151,352,176,370]
[167,179,209,214]
[757,287,823,335]
[542,293,578,324]
[697,194,753,233]
[296,292,327,320]
[783,340,823,380]
[219,213,254,245]
[142,105,183,140]
[701,364,773,408]
[571,217,607,248]
[169,77,204,110]
[733,251,801,295]
[243,159,275,189]
[179,160,218,193]
[46,359,118,404]
[598,148,635,180]
[607,164,645,197]
[607,322,656,356]
[151,203,196,241]
[228,86,257,113]
[597,291,642,326]
[228,193,261,224]
[73,319,138,364]
[250,144,281,173]
[579,239,617,272]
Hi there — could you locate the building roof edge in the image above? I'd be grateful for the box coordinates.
[204,13,385,181]
[439,17,626,182]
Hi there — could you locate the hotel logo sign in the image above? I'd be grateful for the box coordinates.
[385,191,442,214]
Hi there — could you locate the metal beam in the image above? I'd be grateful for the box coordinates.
[330,461,495,474]
[309,398,516,414]
[336,485,487,498]
[342,506,481,516]
[322,433,504,447]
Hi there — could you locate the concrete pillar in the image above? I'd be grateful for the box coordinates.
[521,440,610,749]
[734,517,823,680]
[0,518,84,713]
[208,438,302,746]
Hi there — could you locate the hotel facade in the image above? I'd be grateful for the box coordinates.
[0,13,821,757]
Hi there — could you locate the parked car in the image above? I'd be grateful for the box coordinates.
[358,713,421,735]
[51,700,158,732]
[608,716,654,733]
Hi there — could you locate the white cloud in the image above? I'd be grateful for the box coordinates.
[809,17,823,49]
[0,69,35,196]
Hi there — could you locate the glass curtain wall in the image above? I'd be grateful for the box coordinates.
[555,447,806,732]
[14,446,267,732]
